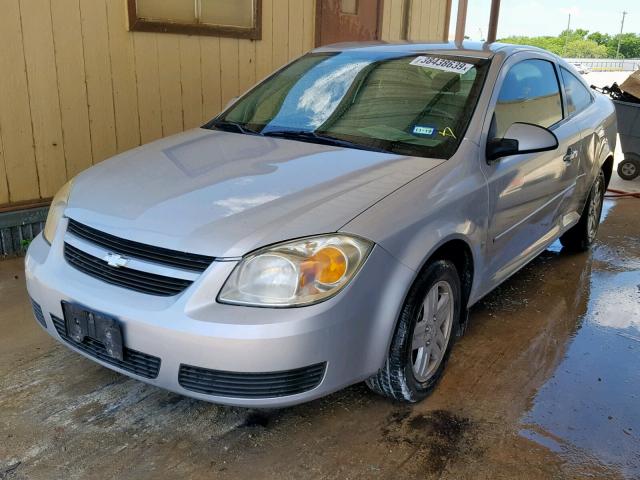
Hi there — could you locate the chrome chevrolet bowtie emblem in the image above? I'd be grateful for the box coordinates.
[103,253,129,268]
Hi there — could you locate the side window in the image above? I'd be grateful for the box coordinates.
[493,59,563,138]
[560,67,593,115]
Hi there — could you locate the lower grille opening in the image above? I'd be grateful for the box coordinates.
[31,299,46,328]
[51,315,161,379]
[178,363,326,398]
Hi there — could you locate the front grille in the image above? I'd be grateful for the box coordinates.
[67,219,214,272]
[178,363,326,398]
[51,314,161,379]
[64,243,192,296]
[31,299,46,328]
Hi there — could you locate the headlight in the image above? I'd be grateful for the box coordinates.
[43,180,74,244]
[218,235,373,307]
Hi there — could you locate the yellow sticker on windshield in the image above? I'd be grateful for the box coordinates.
[439,127,457,139]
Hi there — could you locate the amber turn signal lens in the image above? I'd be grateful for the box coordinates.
[315,246,347,284]
[300,246,348,286]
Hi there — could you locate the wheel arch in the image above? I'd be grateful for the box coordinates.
[395,235,477,339]
[427,239,475,316]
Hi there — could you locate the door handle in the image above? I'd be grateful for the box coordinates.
[563,147,578,163]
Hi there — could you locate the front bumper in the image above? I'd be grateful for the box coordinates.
[25,227,414,407]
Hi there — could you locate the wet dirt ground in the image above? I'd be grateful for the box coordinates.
[1,197,639,480]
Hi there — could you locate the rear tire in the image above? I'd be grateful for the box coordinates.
[366,259,461,403]
[559,169,606,251]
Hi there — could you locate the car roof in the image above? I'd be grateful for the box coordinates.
[312,41,550,59]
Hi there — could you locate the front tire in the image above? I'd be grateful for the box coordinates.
[366,259,461,403]
[560,169,606,251]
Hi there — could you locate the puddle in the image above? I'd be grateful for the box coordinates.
[521,200,640,478]
[600,198,616,223]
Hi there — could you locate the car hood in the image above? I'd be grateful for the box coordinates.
[66,128,444,257]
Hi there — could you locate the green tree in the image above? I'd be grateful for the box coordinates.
[573,29,590,39]
[499,29,640,59]
[565,39,608,58]
[500,35,564,55]
[587,32,611,45]
[607,33,640,58]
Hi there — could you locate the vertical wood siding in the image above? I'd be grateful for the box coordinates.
[0,0,316,207]
[0,0,448,208]
[0,0,40,203]
[382,0,450,42]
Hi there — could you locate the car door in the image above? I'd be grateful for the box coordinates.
[558,65,598,214]
[479,54,583,289]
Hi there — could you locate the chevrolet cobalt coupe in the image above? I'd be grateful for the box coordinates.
[26,42,616,407]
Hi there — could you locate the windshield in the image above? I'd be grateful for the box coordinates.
[207,51,490,159]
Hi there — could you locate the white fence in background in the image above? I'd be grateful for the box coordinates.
[564,58,640,72]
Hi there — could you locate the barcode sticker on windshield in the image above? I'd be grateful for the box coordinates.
[410,56,474,74]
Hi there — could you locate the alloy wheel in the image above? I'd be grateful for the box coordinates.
[411,281,454,382]
[587,176,604,241]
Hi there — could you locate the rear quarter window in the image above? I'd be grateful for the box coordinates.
[560,67,593,116]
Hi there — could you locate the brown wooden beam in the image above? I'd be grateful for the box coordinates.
[0,198,52,214]
[487,0,501,43]
[454,0,468,44]
[443,0,453,41]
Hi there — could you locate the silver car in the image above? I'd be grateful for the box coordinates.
[26,42,616,407]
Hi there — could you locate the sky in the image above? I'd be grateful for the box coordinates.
[449,0,638,40]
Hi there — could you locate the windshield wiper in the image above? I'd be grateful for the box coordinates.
[209,120,262,136]
[263,130,388,153]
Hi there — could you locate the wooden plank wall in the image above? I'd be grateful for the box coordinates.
[0,0,315,207]
[381,0,450,42]
[0,0,450,208]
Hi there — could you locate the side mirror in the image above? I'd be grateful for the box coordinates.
[487,122,559,161]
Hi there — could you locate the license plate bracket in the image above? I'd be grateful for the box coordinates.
[62,302,124,361]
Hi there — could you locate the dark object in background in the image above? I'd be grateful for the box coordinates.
[591,82,640,104]
[592,78,640,181]
[0,206,47,257]
[614,94,640,180]
[617,157,639,180]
